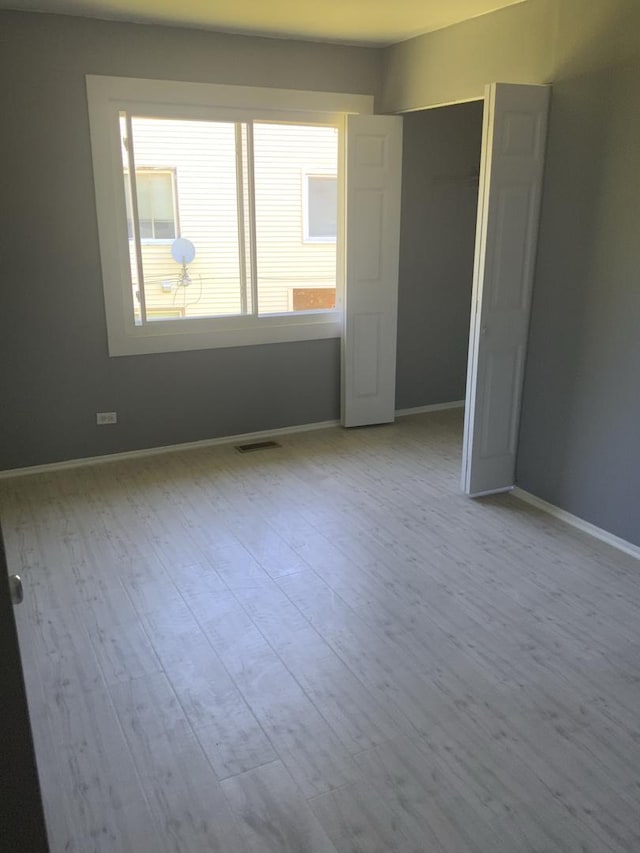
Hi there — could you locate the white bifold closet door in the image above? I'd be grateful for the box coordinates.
[462,82,550,496]
[342,114,403,428]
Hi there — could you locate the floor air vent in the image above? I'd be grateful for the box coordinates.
[235,440,282,454]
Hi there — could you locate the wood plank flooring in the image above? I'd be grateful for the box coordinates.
[2,410,640,852]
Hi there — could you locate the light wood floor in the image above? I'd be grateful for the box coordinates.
[2,410,640,853]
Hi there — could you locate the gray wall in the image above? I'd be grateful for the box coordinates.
[395,102,483,410]
[517,2,640,546]
[385,0,640,546]
[0,11,380,470]
[382,0,557,112]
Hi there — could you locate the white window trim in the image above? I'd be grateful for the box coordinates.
[86,75,373,357]
[302,173,338,244]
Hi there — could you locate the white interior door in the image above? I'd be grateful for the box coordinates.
[462,82,550,496]
[342,114,403,427]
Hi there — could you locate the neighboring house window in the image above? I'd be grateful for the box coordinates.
[304,175,338,243]
[292,287,337,311]
[124,170,178,241]
[86,76,372,356]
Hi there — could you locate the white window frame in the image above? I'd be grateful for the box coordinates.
[303,173,338,243]
[86,75,373,357]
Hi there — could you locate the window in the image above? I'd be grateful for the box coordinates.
[87,76,373,356]
[304,175,338,242]
[125,170,177,241]
[292,287,337,311]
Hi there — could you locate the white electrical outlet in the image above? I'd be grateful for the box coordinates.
[96,411,118,425]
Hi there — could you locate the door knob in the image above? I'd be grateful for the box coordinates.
[9,574,23,605]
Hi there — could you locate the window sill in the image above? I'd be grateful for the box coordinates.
[107,311,342,357]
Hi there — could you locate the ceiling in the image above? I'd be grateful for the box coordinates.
[2,0,527,46]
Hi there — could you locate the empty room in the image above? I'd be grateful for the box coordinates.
[1,1,639,851]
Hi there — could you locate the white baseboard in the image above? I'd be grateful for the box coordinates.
[0,401,464,481]
[395,400,464,417]
[0,419,340,480]
[512,487,640,561]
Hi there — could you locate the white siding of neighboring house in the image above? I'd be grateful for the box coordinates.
[125,118,338,321]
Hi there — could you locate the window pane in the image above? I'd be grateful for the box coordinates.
[136,174,153,222]
[308,176,337,240]
[148,173,174,221]
[154,220,176,239]
[253,123,338,315]
[129,117,243,321]
[138,219,153,239]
